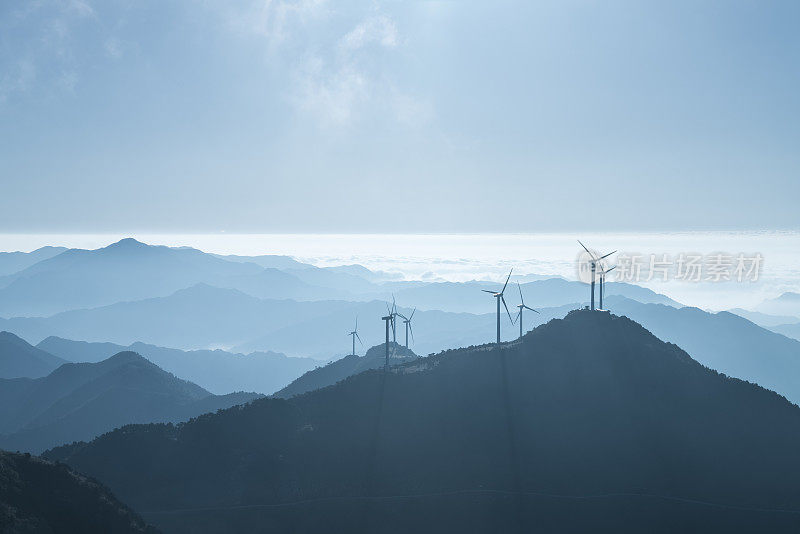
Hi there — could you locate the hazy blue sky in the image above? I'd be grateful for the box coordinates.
[1,1,798,233]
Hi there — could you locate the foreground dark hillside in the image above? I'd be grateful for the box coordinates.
[48,311,800,533]
[0,451,158,533]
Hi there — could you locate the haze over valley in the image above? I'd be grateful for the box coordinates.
[1,0,799,531]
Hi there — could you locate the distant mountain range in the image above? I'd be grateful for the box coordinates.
[275,342,417,398]
[0,451,157,533]
[0,331,66,379]
[385,277,681,313]
[0,283,356,350]
[728,307,800,328]
[0,238,343,317]
[754,292,800,319]
[0,238,680,321]
[770,322,800,343]
[0,347,261,453]
[604,296,800,404]
[0,283,559,357]
[0,246,66,277]
[38,336,318,395]
[47,312,800,533]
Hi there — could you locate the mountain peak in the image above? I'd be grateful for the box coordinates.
[104,350,151,366]
[0,331,65,379]
[0,330,29,346]
[104,238,150,250]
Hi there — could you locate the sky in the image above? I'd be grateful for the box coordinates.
[1,0,798,233]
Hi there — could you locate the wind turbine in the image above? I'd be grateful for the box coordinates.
[388,296,398,345]
[348,317,362,356]
[381,310,394,371]
[578,240,616,311]
[598,264,616,310]
[514,283,539,339]
[398,308,416,350]
[482,269,515,347]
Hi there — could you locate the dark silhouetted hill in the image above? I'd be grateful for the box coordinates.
[0,351,261,453]
[0,331,66,379]
[37,336,318,395]
[275,342,418,398]
[0,450,158,533]
[46,312,800,533]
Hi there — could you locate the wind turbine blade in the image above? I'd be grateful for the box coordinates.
[356,332,363,345]
[481,289,496,294]
[502,295,513,323]
[524,305,540,313]
[410,307,416,320]
[501,269,513,294]
[409,324,414,342]
[577,239,598,260]
[355,316,358,331]
[598,250,617,261]
[605,265,617,273]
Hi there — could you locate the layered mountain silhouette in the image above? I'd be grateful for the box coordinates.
[755,291,800,318]
[0,238,684,322]
[0,285,547,357]
[47,312,800,533]
[771,322,800,342]
[0,450,157,533]
[386,277,680,314]
[2,284,355,349]
[0,246,66,277]
[37,336,318,395]
[0,351,261,453]
[604,295,800,404]
[0,238,255,316]
[0,331,65,379]
[275,342,418,398]
[729,307,800,328]
[0,239,334,317]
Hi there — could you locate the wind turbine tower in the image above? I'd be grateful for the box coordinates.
[398,308,416,349]
[578,240,616,311]
[514,283,539,339]
[598,264,616,310]
[348,317,362,356]
[381,312,393,371]
[482,269,515,347]
[388,296,399,345]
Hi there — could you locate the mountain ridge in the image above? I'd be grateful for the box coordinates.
[0,331,66,379]
[46,311,800,533]
[0,350,262,453]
